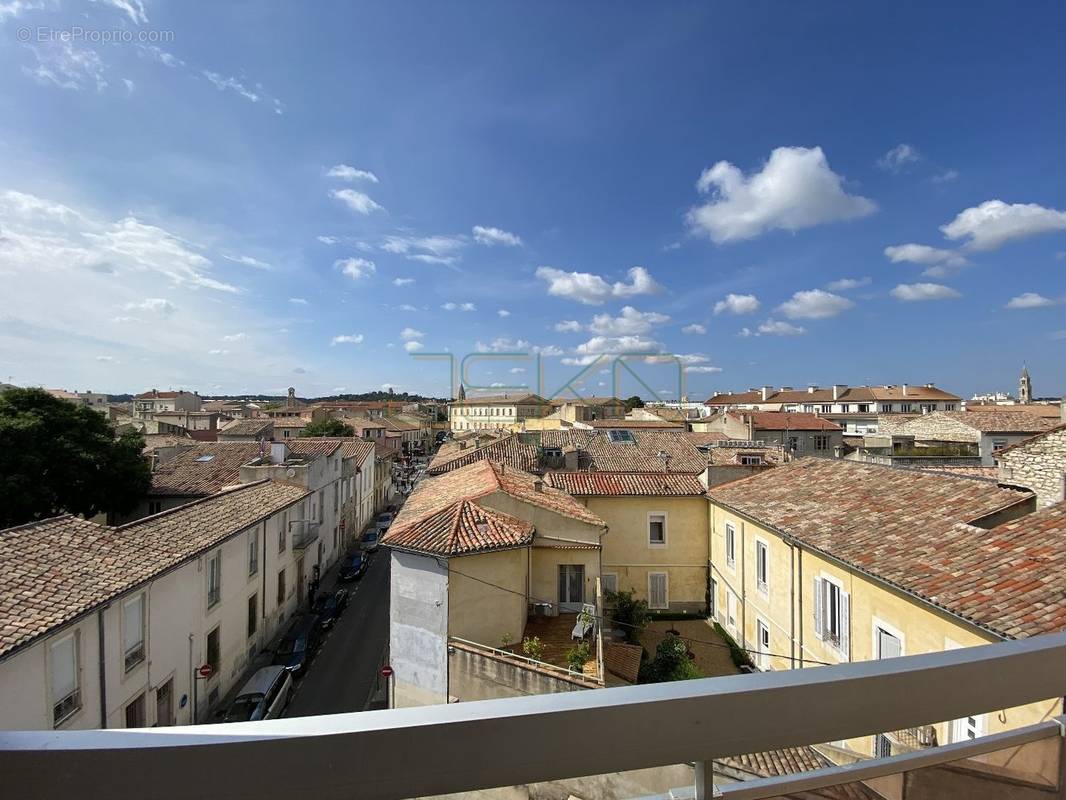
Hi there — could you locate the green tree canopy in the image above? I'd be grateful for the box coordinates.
[623,395,645,411]
[638,634,702,683]
[0,388,152,528]
[300,418,355,437]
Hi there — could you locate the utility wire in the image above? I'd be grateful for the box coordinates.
[442,562,833,668]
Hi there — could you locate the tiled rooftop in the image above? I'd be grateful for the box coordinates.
[938,410,1056,433]
[710,459,1042,638]
[0,481,310,659]
[588,418,684,429]
[545,471,706,496]
[967,403,1063,420]
[737,411,842,431]
[707,384,960,405]
[218,418,274,436]
[381,499,534,557]
[149,442,263,496]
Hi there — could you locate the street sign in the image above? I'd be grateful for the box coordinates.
[197,663,213,679]
[380,665,394,678]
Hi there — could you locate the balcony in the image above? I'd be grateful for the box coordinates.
[4,633,1066,799]
[291,520,320,550]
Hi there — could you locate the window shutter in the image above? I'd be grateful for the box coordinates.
[813,578,824,640]
[840,591,851,659]
[122,597,143,654]
[51,637,76,699]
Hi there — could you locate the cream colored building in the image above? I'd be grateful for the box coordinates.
[706,457,1063,762]
[448,393,553,432]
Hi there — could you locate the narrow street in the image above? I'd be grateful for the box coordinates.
[284,548,390,717]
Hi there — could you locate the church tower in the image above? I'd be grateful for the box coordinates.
[1019,364,1032,404]
[457,383,466,401]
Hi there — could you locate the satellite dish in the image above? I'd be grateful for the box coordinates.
[286,468,296,478]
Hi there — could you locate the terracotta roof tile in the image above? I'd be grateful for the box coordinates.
[740,411,842,431]
[219,418,274,437]
[589,419,684,429]
[382,499,534,557]
[149,442,263,497]
[546,471,706,496]
[937,410,1057,434]
[0,481,310,659]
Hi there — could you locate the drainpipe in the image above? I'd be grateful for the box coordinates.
[97,605,108,728]
[739,521,747,649]
[789,543,796,668]
[188,633,196,724]
[797,548,805,668]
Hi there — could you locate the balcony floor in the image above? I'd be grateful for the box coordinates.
[514,613,598,678]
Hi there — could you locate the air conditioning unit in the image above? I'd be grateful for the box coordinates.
[531,602,555,617]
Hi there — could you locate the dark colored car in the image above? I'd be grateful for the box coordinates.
[339,552,367,581]
[311,589,350,629]
[271,614,322,675]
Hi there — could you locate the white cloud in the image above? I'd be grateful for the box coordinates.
[931,170,959,184]
[393,277,414,286]
[883,243,968,277]
[535,265,662,305]
[890,283,961,301]
[25,41,107,92]
[588,306,669,336]
[381,234,464,265]
[713,293,760,315]
[330,189,383,215]
[476,337,533,353]
[92,0,148,24]
[316,235,339,245]
[407,253,455,265]
[687,146,876,243]
[682,323,707,335]
[826,277,871,291]
[1005,292,1056,310]
[941,200,1066,251]
[95,354,118,363]
[202,71,282,113]
[335,257,376,280]
[397,304,418,312]
[0,1,45,23]
[221,332,247,342]
[497,309,510,317]
[326,164,379,183]
[207,348,229,356]
[877,143,921,172]
[535,345,564,357]
[289,297,308,305]
[573,335,661,359]
[757,319,806,336]
[441,302,476,312]
[554,320,582,333]
[122,78,135,93]
[330,334,364,345]
[777,289,854,320]
[125,298,177,315]
[400,327,424,341]
[509,367,526,374]
[224,253,271,270]
[403,341,424,352]
[472,225,522,247]
[136,45,183,68]
[685,365,723,374]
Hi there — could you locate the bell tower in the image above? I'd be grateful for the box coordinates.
[1019,364,1032,404]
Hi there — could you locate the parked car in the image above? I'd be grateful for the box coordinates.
[311,589,350,629]
[220,666,292,722]
[361,531,381,552]
[377,512,394,526]
[272,614,322,675]
[339,552,366,581]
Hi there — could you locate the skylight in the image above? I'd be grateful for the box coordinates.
[607,430,635,443]
[194,455,215,462]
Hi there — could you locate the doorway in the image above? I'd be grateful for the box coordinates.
[557,564,585,611]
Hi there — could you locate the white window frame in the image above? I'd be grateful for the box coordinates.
[121,594,146,672]
[648,572,669,610]
[647,511,667,548]
[813,573,850,659]
[206,549,222,610]
[945,638,986,742]
[726,589,738,632]
[755,538,770,597]
[248,528,259,577]
[756,617,771,670]
[601,573,618,596]
[725,522,736,570]
[50,632,81,727]
[872,618,905,660]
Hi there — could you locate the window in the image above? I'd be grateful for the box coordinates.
[725,522,736,569]
[333,483,338,512]
[648,572,668,610]
[194,455,215,463]
[803,404,814,413]
[953,713,985,743]
[820,404,832,414]
[279,514,287,553]
[276,568,286,607]
[900,403,912,413]
[992,438,1008,452]
[756,540,769,595]
[248,529,259,576]
[726,590,738,630]
[813,576,850,657]
[788,436,800,451]
[333,526,339,550]
[51,634,80,726]
[739,454,763,466]
[122,594,146,671]
[921,403,936,413]
[205,626,220,674]
[206,550,221,609]
[602,573,618,595]
[607,429,635,443]
[756,619,770,670]
[945,403,957,411]
[813,434,830,451]
[247,594,258,639]
[648,513,666,546]
[124,692,146,728]
[155,679,174,727]
[148,500,162,515]
[880,404,892,413]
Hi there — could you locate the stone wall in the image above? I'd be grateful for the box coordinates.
[998,427,1066,507]
[448,640,597,702]
[897,413,981,444]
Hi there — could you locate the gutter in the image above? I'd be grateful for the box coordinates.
[97,604,109,728]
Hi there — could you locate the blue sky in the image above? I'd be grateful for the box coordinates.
[1,1,1064,400]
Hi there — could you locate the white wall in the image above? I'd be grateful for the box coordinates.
[390,550,448,708]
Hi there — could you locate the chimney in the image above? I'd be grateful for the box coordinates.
[533,479,544,493]
[832,384,847,401]
[760,386,773,402]
[808,385,818,394]
[902,384,909,397]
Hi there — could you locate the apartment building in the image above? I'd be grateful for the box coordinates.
[0,481,313,731]
[133,390,203,420]
[706,457,1062,761]
[695,410,842,456]
[546,395,626,423]
[889,411,1057,466]
[384,459,607,707]
[45,388,109,413]
[706,384,961,435]
[448,393,553,432]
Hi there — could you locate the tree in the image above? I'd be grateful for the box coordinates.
[623,395,644,411]
[300,418,355,438]
[0,388,152,528]
[606,589,650,643]
[638,634,702,683]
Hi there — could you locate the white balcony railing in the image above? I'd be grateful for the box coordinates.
[3,633,1066,799]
